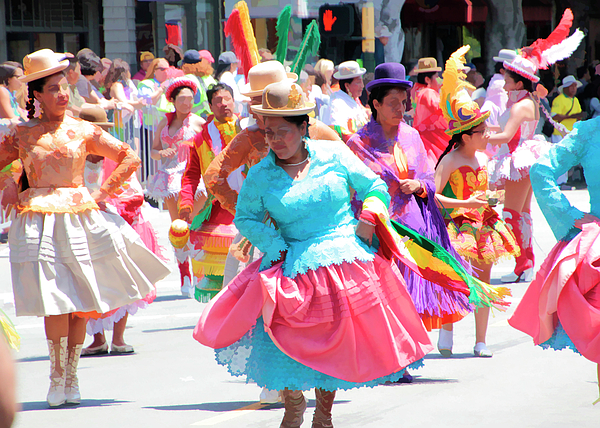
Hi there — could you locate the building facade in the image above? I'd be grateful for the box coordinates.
[0,0,222,70]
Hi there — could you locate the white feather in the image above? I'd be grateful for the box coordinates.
[540,29,585,68]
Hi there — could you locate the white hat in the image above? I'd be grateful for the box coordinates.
[503,56,539,83]
[21,49,69,83]
[333,61,366,80]
[493,49,517,63]
[559,75,583,93]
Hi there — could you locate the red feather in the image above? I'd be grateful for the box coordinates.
[224,9,253,79]
[522,8,573,66]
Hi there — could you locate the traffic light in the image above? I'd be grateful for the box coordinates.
[318,4,355,37]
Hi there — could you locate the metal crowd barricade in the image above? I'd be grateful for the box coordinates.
[108,104,161,189]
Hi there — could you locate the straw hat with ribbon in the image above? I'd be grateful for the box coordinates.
[20,49,69,83]
[241,60,297,97]
[251,80,315,117]
[413,57,442,74]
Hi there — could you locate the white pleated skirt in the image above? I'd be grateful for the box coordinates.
[9,208,171,317]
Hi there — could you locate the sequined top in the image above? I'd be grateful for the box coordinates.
[440,165,495,224]
[0,116,140,214]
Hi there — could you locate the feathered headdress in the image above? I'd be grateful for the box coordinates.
[504,9,584,82]
[290,20,321,76]
[440,45,490,135]
[224,1,260,79]
[274,5,292,64]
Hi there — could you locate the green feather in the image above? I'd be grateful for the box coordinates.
[275,5,292,64]
[290,20,320,76]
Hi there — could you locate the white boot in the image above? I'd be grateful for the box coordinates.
[47,337,67,407]
[65,344,83,404]
[437,328,454,357]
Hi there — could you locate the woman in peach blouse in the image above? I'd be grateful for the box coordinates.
[1,49,169,408]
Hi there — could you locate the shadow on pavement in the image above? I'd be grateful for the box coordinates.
[143,325,195,333]
[383,377,458,386]
[423,353,479,360]
[16,355,49,363]
[153,295,195,303]
[147,399,350,412]
[20,399,130,411]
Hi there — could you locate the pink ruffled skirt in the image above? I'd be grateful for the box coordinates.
[509,223,600,363]
[194,254,433,390]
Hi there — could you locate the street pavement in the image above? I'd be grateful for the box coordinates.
[2,190,598,428]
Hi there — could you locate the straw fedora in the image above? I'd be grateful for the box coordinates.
[79,105,114,129]
[21,49,69,83]
[241,61,298,97]
[333,61,366,80]
[251,81,315,117]
[413,57,442,74]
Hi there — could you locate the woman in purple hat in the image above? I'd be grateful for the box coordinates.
[347,62,474,362]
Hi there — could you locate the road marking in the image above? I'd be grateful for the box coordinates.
[191,402,270,426]
[490,319,509,327]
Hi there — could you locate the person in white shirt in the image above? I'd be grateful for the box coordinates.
[481,49,516,127]
[321,61,369,142]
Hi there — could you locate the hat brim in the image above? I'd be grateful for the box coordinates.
[559,81,583,92]
[333,68,367,80]
[251,103,316,117]
[241,73,299,97]
[493,56,514,63]
[413,67,442,74]
[20,61,69,83]
[366,79,413,92]
[503,61,540,83]
[445,111,491,136]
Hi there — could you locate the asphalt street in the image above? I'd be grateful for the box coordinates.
[1,190,598,428]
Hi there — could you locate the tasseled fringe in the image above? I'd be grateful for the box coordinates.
[192,233,235,253]
[194,275,224,303]
[468,278,511,311]
[192,255,228,278]
[195,288,221,303]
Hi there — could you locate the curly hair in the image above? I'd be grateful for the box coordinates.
[103,58,130,99]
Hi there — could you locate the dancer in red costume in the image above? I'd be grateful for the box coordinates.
[413,57,450,168]
[487,9,584,283]
[179,83,240,302]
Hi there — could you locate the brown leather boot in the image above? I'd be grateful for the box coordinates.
[280,389,306,428]
[312,388,336,428]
